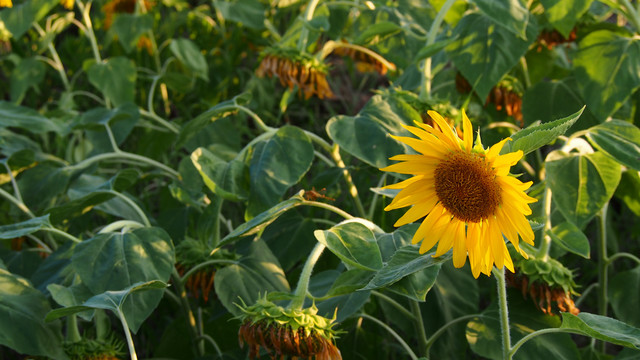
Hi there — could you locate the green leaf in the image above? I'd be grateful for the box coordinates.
[261,211,317,271]
[45,280,167,322]
[326,94,419,168]
[87,57,137,107]
[539,0,593,37]
[0,0,59,38]
[47,283,95,321]
[18,164,72,210]
[547,221,590,258]
[501,106,584,155]
[586,120,640,171]
[522,79,598,132]
[561,312,640,349]
[363,246,450,291]
[71,227,175,333]
[472,0,530,39]
[213,0,265,30]
[0,101,63,134]
[446,11,537,100]
[324,269,373,297]
[0,269,69,360]
[413,39,454,62]
[191,147,248,202]
[609,267,640,328]
[546,151,621,228]
[111,14,153,53]
[169,38,209,81]
[219,195,305,246]
[355,21,401,45]
[214,239,289,316]
[615,170,640,217]
[574,30,640,120]
[247,126,313,217]
[0,215,52,239]
[467,295,579,360]
[10,57,45,104]
[314,221,383,271]
[311,270,371,322]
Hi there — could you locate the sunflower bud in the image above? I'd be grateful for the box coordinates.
[506,255,580,315]
[236,295,342,360]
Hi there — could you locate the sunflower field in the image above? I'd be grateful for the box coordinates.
[1,0,640,359]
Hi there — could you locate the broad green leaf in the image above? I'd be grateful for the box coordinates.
[111,14,153,53]
[71,227,175,333]
[326,94,419,168]
[446,11,537,100]
[608,267,640,328]
[169,38,209,81]
[324,269,373,297]
[0,128,41,156]
[363,246,450,290]
[0,215,52,239]
[314,221,383,271]
[355,21,401,45]
[586,120,640,171]
[213,0,265,29]
[45,280,167,322]
[501,106,584,155]
[0,0,58,38]
[467,295,579,360]
[261,211,317,271]
[176,94,250,148]
[247,126,313,217]
[87,57,137,107]
[574,30,640,120]
[522,79,597,132]
[615,170,640,216]
[546,151,621,228]
[472,0,530,39]
[214,239,289,316]
[561,312,640,349]
[547,221,590,258]
[18,164,72,210]
[191,147,248,202]
[72,104,139,147]
[310,270,371,322]
[0,101,62,133]
[47,283,95,321]
[0,269,69,360]
[540,0,593,37]
[10,57,45,104]
[219,195,305,246]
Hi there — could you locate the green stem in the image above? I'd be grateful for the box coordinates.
[0,187,35,218]
[410,300,428,357]
[607,252,640,266]
[139,109,180,134]
[619,0,640,33]
[596,203,609,353]
[302,199,355,220]
[32,23,71,91]
[116,308,138,360]
[109,191,151,227]
[493,267,512,360]
[171,269,204,357]
[180,259,238,284]
[76,0,102,62]
[330,145,367,218]
[289,242,326,310]
[358,313,419,360]
[420,0,456,100]
[66,315,82,343]
[297,0,322,51]
[510,328,583,357]
[425,314,484,356]
[43,227,82,243]
[99,220,145,233]
[66,151,179,179]
[537,186,553,260]
[371,291,413,319]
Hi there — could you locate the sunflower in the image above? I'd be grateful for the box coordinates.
[0,0,12,8]
[381,110,537,278]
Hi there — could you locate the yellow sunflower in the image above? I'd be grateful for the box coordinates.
[381,110,537,278]
[0,0,12,8]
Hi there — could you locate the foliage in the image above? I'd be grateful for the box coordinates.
[1,0,640,359]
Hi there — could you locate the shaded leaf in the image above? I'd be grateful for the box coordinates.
[586,120,640,171]
[213,0,265,29]
[10,57,45,104]
[0,215,52,239]
[608,267,640,328]
[472,0,530,39]
[111,14,153,53]
[547,221,590,258]
[87,57,137,107]
[0,101,62,134]
[314,221,383,271]
[169,38,209,81]
[191,147,248,202]
[561,312,640,349]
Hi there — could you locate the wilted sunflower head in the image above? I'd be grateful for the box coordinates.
[381,110,537,278]
[507,255,580,315]
[236,295,342,360]
[256,47,334,100]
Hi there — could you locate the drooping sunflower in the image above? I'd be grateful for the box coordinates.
[381,110,537,278]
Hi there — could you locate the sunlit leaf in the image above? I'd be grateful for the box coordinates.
[314,221,383,271]
[547,221,590,258]
[539,0,593,37]
[574,30,640,120]
[472,0,530,39]
[561,312,640,349]
[586,120,640,171]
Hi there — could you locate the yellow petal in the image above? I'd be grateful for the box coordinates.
[452,221,468,268]
[394,196,437,226]
[462,110,473,153]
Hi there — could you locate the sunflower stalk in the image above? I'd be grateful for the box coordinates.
[493,267,512,360]
[420,0,456,100]
[289,242,326,311]
[537,186,553,260]
[596,202,609,353]
[297,0,322,51]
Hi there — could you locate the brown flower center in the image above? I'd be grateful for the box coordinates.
[434,151,501,222]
